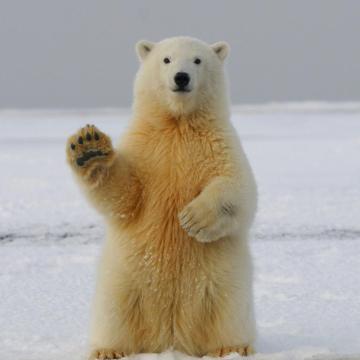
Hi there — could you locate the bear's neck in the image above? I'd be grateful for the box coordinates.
[132,94,230,130]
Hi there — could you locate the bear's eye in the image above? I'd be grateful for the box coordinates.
[163,57,171,64]
[194,58,201,65]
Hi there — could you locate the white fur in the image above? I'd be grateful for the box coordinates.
[80,37,258,358]
[134,37,230,117]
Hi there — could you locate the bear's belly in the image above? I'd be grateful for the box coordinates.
[124,177,228,316]
[121,200,232,351]
[134,181,204,278]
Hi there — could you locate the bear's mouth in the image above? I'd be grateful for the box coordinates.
[172,88,191,93]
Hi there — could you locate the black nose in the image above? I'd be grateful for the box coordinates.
[174,72,190,88]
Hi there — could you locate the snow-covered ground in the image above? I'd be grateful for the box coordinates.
[1,106,359,360]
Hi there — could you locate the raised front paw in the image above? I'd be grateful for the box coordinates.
[179,197,225,243]
[66,124,114,170]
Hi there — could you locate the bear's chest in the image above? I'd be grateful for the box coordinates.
[124,123,229,225]
[139,125,228,195]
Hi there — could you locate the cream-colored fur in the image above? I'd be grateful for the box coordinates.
[66,37,257,359]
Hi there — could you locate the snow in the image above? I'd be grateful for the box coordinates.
[0,106,359,360]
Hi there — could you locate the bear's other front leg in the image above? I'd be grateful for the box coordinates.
[178,177,238,243]
[66,125,142,220]
[179,175,256,243]
[179,195,226,243]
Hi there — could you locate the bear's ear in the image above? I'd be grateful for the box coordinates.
[136,40,155,61]
[211,41,230,61]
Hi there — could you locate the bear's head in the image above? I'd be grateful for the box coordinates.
[134,37,230,117]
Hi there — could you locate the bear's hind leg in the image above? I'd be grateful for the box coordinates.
[89,243,145,359]
[207,345,255,357]
[88,349,127,360]
[89,282,145,359]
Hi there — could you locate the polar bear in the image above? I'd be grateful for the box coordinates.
[66,37,257,359]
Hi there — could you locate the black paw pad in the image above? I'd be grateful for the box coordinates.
[76,158,85,166]
[86,133,92,141]
[78,136,83,144]
[76,150,107,167]
[94,132,100,141]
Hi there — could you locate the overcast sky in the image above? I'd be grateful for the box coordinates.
[0,0,359,109]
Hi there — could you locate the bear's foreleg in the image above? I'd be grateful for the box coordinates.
[66,125,142,220]
[179,176,255,243]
